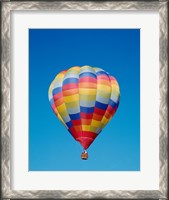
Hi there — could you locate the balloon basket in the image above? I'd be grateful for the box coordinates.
[81,150,88,160]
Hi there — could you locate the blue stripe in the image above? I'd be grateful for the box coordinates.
[96,71,108,76]
[52,87,62,95]
[109,99,118,109]
[63,78,78,85]
[95,101,108,110]
[66,121,73,128]
[79,72,96,79]
[80,106,94,113]
[69,113,80,120]
[50,98,54,105]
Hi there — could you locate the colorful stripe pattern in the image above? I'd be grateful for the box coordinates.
[49,66,120,150]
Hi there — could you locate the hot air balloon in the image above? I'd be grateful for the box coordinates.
[48,66,120,160]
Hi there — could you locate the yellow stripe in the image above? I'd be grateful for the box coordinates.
[79,94,96,101]
[53,78,63,84]
[98,122,107,131]
[66,67,80,74]
[100,123,106,129]
[57,104,66,113]
[65,101,79,108]
[79,88,97,95]
[97,84,111,92]
[99,123,104,129]
[111,84,119,91]
[101,116,109,125]
[96,119,107,133]
[53,106,68,129]
[56,73,65,78]
[90,126,97,132]
[96,122,108,134]
[58,116,67,128]
[59,110,69,117]
[71,66,80,71]
[111,90,120,98]
[64,94,79,103]
[82,65,92,69]
[48,83,53,96]
[91,119,101,127]
[82,125,91,131]
[97,90,111,99]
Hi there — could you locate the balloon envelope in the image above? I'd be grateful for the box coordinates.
[49,66,120,150]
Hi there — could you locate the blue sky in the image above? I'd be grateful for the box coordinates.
[29,29,140,171]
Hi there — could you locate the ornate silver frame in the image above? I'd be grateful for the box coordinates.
[1,1,168,199]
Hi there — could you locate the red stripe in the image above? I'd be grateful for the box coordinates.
[79,77,96,83]
[69,128,98,149]
[69,127,78,138]
[107,104,115,113]
[76,131,98,149]
[62,83,78,91]
[81,131,97,138]
[70,130,97,141]
[52,103,56,110]
[107,105,112,113]
[94,107,106,115]
[72,119,81,126]
[61,70,67,74]
[93,113,103,121]
[110,76,116,81]
[69,129,98,140]
[97,74,110,80]
[55,98,64,106]
[53,92,62,101]
[106,105,116,117]
[81,112,93,119]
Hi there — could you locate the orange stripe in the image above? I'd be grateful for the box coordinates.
[74,125,82,132]
[93,113,103,121]
[97,79,110,85]
[63,88,78,96]
[79,83,97,88]
[55,98,64,106]
[104,111,112,119]
[81,119,92,125]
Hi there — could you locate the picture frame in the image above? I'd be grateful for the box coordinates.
[1,0,168,199]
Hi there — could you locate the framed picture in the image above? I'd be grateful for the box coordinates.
[1,0,168,199]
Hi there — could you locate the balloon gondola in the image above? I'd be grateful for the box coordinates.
[81,150,88,160]
[48,66,120,159]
